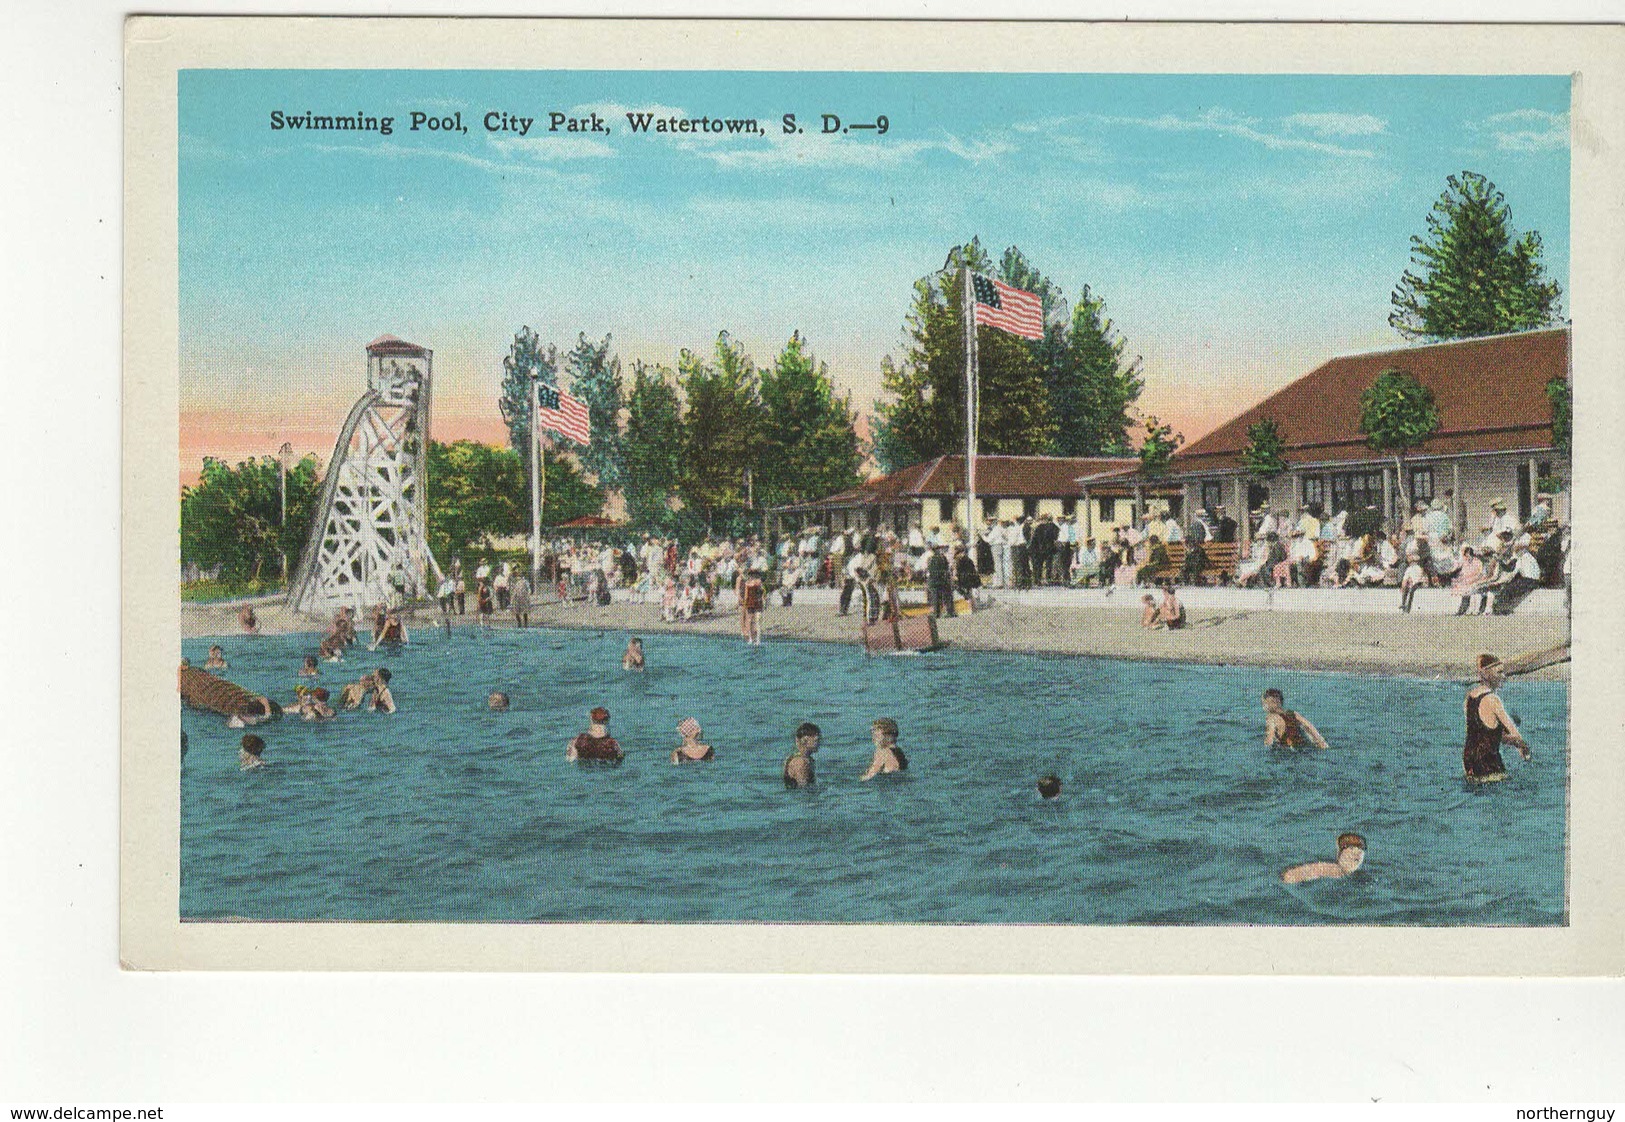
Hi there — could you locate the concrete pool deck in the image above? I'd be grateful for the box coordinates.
[182,586,1570,681]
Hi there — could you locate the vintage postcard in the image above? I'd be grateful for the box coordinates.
[123,17,1625,972]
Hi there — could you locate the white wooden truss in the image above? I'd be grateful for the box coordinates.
[287,338,437,614]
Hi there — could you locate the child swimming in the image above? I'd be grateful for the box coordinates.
[1281,832,1366,884]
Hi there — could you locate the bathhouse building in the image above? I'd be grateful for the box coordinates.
[767,454,1143,538]
[1098,326,1571,543]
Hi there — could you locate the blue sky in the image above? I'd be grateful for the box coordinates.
[179,68,1570,471]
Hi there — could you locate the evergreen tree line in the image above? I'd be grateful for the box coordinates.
[499,328,864,537]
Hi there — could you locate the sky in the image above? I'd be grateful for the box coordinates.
[178,69,1571,485]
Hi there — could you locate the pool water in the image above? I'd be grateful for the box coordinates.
[180,628,1568,925]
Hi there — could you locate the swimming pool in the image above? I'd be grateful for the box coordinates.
[180,627,1567,925]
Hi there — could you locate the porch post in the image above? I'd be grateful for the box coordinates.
[1381,467,1393,531]
[1235,475,1249,551]
[1452,461,1463,533]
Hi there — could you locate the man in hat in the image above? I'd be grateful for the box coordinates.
[1528,491,1555,530]
[1463,654,1531,781]
[567,706,623,762]
[1489,498,1520,541]
[1215,505,1238,544]
[1490,536,1543,615]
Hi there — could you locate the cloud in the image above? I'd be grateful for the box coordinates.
[1475,108,1569,152]
[1028,108,1381,158]
[1282,112,1388,137]
[486,135,617,161]
[689,130,1013,171]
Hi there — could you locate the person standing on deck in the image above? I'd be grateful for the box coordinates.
[1262,688,1330,750]
[1463,654,1532,781]
[926,544,956,618]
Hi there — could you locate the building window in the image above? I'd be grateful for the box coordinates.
[1408,467,1434,505]
[1329,469,1387,515]
[1022,498,1039,518]
[1201,480,1224,512]
[894,507,909,533]
[1302,476,1325,510]
[1098,497,1116,524]
[981,496,998,519]
[938,497,955,521]
[1061,497,1077,517]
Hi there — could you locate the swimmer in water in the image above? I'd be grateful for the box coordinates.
[226,695,278,729]
[1463,653,1532,781]
[488,691,510,712]
[567,706,623,762]
[1037,775,1062,800]
[299,655,320,678]
[339,671,377,710]
[670,716,714,764]
[204,644,228,670]
[1281,832,1366,884]
[239,605,260,634]
[860,717,909,780]
[293,685,335,721]
[783,721,820,788]
[1262,687,1330,750]
[622,637,646,671]
[370,667,396,713]
[239,733,266,770]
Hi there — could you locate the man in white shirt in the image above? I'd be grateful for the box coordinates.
[992,520,1014,589]
[1489,498,1520,541]
[1256,508,1278,541]
[1490,537,1543,615]
[838,545,872,616]
[1072,537,1099,586]
[1163,516,1184,545]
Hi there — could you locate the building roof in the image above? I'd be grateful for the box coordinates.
[1167,327,1569,477]
[366,334,431,357]
[774,454,1139,511]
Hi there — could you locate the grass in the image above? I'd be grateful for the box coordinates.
[180,577,287,603]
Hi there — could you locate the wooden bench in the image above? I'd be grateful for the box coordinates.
[1140,541,1240,586]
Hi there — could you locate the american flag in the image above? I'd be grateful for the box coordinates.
[536,381,591,446]
[971,274,1045,340]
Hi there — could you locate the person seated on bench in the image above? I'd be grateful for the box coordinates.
[1135,535,1170,586]
[1179,538,1209,585]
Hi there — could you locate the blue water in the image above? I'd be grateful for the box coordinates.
[180,628,1568,925]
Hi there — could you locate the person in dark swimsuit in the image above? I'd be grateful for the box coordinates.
[1463,654,1531,781]
[1262,688,1330,750]
[860,717,910,780]
[671,717,715,764]
[567,706,624,763]
[783,721,820,788]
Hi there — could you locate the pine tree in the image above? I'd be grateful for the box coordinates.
[677,333,766,527]
[757,332,863,508]
[1137,416,1184,479]
[1358,367,1440,512]
[564,333,626,489]
[496,326,559,454]
[1051,285,1143,455]
[1240,418,1290,479]
[1390,171,1563,341]
[873,239,1056,467]
[622,361,684,528]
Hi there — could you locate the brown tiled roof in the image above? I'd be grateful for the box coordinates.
[366,334,430,357]
[1169,327,1569,476]
[774,454,1138,511]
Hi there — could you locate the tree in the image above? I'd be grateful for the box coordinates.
[565,333,626,490]
[180,454,322,582]
[756,332,863,508]
[1137,416,1184,479]
[677,332,766,527]
[622,361,685,528]
[872,239,1057,467]
[1050,284,1143,455]
[1240,418,1290,479]
[1546,376,1571,457]
[426,439,603,561]
[496,326,559,455]
[1390,171,1564,341]
[1358,367,1440,514]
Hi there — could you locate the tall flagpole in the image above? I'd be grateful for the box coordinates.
[961,265,979,549]
[529,373,543,587]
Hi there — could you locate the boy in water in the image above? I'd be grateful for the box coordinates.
[239,733,266,770]
[860,717,910,780]
[488,691,510,712]
[1037,775,1062,800]
[1262,687,1330,750]
[622,637,646,671]
[783,721,820,788]
[299,655,320,678]
[204,645,228,670]
[1281,832,1366,884]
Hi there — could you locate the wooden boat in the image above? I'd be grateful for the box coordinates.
[178,665,280,721]
[862,613,941,653]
